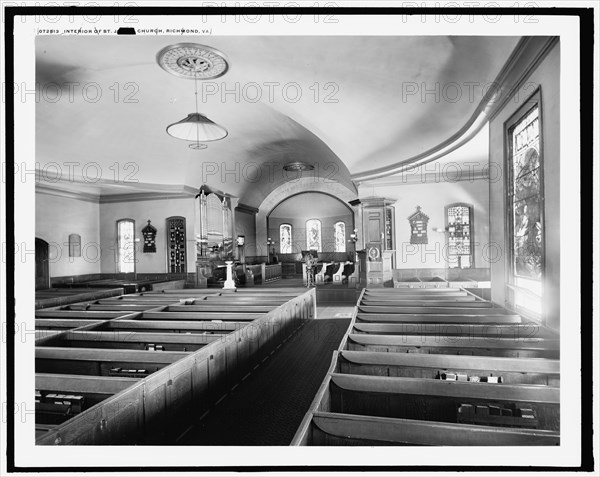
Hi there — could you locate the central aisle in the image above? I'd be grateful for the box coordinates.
[177,312,352,446]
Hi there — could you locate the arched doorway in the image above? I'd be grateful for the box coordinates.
[36,238,50,290]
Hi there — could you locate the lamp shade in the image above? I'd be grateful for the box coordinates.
[166,112,228,142]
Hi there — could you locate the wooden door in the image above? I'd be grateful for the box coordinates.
[35,238,50,289]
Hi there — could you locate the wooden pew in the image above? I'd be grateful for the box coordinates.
[301,412,559,446]
[40,330,222,352]
[351,322,556,339]
[137,311,263,321]
[356,313,523,324]
[361,295,474,302]
[36,347,188,376]
[364,288,465,295]
[293,287,559,447]
[165,305,279,313]
[360,299,491,307]
[202,296,291,303]
[36,288,316,445]
[337,350,560,386]
[329,373,559,431]
[36,373,139,395]
[95,299,177,306]
[97,319,244,333]
[346,334,559,358]
[363,291,470,298]
[36,310,129,319]
[68,304,165,312]
[358,306,505,315]
[35,318,104,330]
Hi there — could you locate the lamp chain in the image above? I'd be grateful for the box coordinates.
[194,74,200,146]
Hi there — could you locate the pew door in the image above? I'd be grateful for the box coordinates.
[167,217,186,273]
[35,238,50,290]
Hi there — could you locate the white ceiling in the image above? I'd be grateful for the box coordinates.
[35,35,520,207]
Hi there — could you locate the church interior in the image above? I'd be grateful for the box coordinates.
[30,33,564,449]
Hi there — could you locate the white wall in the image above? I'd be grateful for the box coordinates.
[489,41,560,329]
[359,178,490,269]
[235,208,258,258]
[35,192,101,277]
[99,197,196,274]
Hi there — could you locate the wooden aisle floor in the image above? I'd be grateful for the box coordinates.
[177,316,351,446]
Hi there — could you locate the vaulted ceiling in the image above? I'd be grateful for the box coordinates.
[36,35,520,208]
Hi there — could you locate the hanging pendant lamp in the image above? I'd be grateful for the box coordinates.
[166,112,228,142]
[157,44,229,148]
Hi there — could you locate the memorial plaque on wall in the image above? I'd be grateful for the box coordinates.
[408,206,429,244]
[142,220,157,253]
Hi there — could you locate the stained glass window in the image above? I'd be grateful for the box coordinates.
[507,98,544,315]
[280,224,292,254]
[306,219,322,252]
[116,219,135,273]
[334,222,346,252]
[446,204,472,269]
[167,217,186,273]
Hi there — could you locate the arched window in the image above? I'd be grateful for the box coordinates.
[334,221,346,253]
[68,233,81,257]
[446,204,473,269]
[306,219,322,252]
[116,219,135,273]
[280,224,292,254]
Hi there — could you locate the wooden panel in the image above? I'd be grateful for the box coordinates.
[36,347,188,364]
[367,213,382,243]
[36,311,129,319]
[364,288,464,294]
[356,313,522,324]
[96,299,175,305]
[166,305,278,313]
[55,330,221,345]
[101,319,244,332]
[35,373,139,395]
[346,334,559,357]
[352,322,554,339]
[330,374,559,403]
[337,351,559,385]
[339,351,560,374]
[359,306,504,315]
[361,300,491,307]
[310,412,559,446]
[330,376,559,431]
[81,305,164,312]
[140,312,262,321]
[362,293,469,300]
[35,319,104,329]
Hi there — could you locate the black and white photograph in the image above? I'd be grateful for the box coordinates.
[1,2,597,476]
